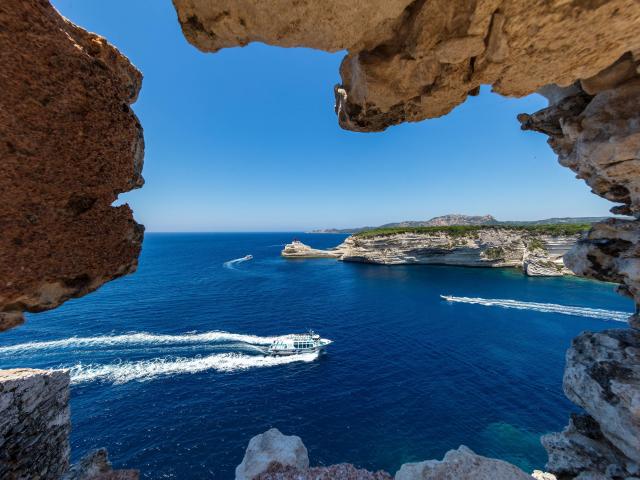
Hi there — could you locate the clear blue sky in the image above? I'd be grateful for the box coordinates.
[54,0,612,232]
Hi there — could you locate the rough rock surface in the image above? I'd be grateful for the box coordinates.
[518,63,640,479]
[173,0,640,132]
[531,471,557,480]
[236,431,543,480]
[0,368,70,479]
[0,0,145,330]
[283,229,577,276]
[394,445,532,480]
[236,428,309,480]
[564,219,640,310]
[63,449,139,480]
[253,463,392,480]
[518,55,640,218]
[281,240,342,258]
[543,413,634,479]
[561,330,640,469]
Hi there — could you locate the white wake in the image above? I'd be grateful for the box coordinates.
[68,351,319,384]
[0,331,279,354]
[223,256,251,269]
[441,295,631,322]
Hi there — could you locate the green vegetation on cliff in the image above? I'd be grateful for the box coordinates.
[354,223,591,238]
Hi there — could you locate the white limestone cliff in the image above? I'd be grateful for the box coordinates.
[282,229,578,277]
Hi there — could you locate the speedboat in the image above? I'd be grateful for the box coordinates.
[266,331,332,356]
[243,255,253,260]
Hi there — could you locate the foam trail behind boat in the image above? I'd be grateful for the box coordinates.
[223,256,250,269]
[441,295,631,322]
[68,351,319,384]
[0,331,279,354]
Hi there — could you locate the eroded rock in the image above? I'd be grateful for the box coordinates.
[281,240,343,259]
[173,0,640,132]
[519,61,640,217]
[562,329,640,467]
[394,445,532,480]
[542,330,640,478]
[282,229,578,276]
[253,463,392,480]
[563,219,640,311]
[542,413,634,478]
[235,428,309,480]
[0,368,70,479]
[0,0,145,329]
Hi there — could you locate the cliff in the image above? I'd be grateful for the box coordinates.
[234,428,541,480]
[283,226,585,276]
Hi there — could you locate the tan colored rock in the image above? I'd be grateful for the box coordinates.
[531,471,556,480]
[235,428,309,480]
[435,36,485,64]
[173,0,640,131]
[0,0,145,329]
[394,445,532,480]
[581,53,640,95]
[172,0,413,53]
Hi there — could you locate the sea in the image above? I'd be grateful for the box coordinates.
[0,233,634,479]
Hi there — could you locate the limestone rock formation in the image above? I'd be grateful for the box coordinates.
[532,471,557,480]
[518,55,640,218]
[253,463,393,480]
[558,330,640,475]
[173,0,640,132]
[395,445,532,480]
[0,0,145,330]
[281,240,342,258]
[0,369,71,479]
[236,430,545,480]
[564,219,640,310]
[543,414,633,479]
[235,428,309,480]
[283,229,577,276]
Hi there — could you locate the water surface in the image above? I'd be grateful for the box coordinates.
[0,233,632,478]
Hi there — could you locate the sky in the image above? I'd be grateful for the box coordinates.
[53,0,613,232]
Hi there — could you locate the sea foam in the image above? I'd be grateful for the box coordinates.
[441,295,631,322]
[223,256,251,269]
[68,351,318,384]
[0,331,279,354]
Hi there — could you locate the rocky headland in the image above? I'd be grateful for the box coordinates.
[283,225,588,276]
[2,0,640,479]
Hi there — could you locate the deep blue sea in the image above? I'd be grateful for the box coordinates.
[0,233,634,478]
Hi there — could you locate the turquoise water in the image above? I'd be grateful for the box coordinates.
[0,233,633,478]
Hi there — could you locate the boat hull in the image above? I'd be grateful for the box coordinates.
[266,345,329,357]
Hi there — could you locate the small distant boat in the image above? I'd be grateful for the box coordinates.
[243,255,253,261]
[266,331,332,356]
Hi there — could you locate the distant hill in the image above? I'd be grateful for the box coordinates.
[384,214,498,228]
[309,214,611,234]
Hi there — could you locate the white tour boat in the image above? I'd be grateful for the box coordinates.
[243,255,253,260]
[266,331,332,356]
